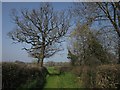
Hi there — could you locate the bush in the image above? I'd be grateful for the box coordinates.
[59,66,72,74]
[96,64,120,88]
[2,62,48,89]
[71,65,97,88]
[80,66,96,88]
[71,66,82,77]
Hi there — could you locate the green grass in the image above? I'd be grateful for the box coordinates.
[44,67,83,88]
[47,67,59,74]
[44,75,59,88]
[58,72,82,88]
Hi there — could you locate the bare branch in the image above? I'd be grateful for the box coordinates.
[8,3,71,66]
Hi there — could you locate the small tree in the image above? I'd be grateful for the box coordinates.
[68,21,111,66]
[8,3,71,67]
[67,49,78,66]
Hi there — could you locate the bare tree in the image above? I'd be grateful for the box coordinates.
[96,2,120,36]
[72,2,120,63]
[8,3,71,67]
[96,2,120,63]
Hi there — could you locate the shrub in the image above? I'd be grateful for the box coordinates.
[71,66,82,77]
[59,66,72,74]
[80,66,96,88]
[2,62,48,89]
[96,64,120,88]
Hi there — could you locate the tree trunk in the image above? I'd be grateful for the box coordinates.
[118,37,120,64]
[114,2,120,64]
[37,55,44,67]
[40,33,46,67]
[40,57,44,67]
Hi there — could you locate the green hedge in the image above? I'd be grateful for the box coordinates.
[96,64,120,88]
[2,62,48,89]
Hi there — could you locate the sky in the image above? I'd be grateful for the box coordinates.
[2,2,72,62]
[1,0,119,2]
[0,2,2,62]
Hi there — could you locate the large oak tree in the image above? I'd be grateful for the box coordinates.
[8,3,71,67]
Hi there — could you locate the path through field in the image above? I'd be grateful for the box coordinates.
[44,67,82,88]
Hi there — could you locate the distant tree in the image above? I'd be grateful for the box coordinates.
[8,3,71,67]
[46,61,55,67]
[67,49,78,66]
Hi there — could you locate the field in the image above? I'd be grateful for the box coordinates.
[44,67,82,88]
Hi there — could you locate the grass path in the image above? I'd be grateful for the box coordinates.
[44,75,60,88]
[44,67,82,88]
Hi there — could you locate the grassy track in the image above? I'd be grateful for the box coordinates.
[44,67,82,88]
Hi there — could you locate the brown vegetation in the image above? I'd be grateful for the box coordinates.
[96,64,120,88]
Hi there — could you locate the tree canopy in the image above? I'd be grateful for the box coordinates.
[8,3,71,67]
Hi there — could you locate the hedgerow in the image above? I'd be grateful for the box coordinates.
[2,62,48,89]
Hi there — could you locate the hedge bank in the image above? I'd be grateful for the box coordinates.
[96,64,120,88]
[2,62,48,89]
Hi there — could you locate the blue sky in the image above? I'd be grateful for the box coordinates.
[0,2,2,62]
[2,2,72,62]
